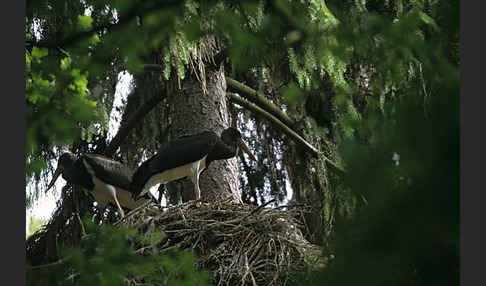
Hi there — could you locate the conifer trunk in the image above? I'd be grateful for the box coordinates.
[167,64,241,203]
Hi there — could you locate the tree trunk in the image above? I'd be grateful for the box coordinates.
[167,64,241,203]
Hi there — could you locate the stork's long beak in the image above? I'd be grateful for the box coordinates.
[46,167,62,191]
[238,138,257,161]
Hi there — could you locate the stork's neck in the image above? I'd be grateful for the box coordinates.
[209,139,239,161]
[222,139,239,154]
[61,163,76,182]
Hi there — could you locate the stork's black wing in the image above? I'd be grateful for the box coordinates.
[151,131,218,170]
[81,154,134,190]
[130,131,219,196]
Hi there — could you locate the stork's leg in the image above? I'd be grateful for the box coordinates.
[98,203,107,225]
[189,170,201,201]
[73,187,87,236]
[106,185,125,218]
[190,161,202,201]
[157,184,165,204]
[194,171,201,200]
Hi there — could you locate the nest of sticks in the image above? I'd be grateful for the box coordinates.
[120,198,326,286]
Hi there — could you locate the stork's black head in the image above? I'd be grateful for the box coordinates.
[220,127,242,145]
[58,152,77,168]
[220,128,256,161]
[47,152,77,190]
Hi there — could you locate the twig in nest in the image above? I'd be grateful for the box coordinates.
[179,208,187,224]
[242,253,258,286]
[231,199,277,225]
[119,200,325,285]
[114,200,153,226]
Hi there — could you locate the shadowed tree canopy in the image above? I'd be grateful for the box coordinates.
[26,0,458,285]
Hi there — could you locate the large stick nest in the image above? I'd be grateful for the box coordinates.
[122,199,326,286]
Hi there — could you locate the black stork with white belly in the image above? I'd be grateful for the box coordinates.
[47,152,156,218]
[130,127,256,201]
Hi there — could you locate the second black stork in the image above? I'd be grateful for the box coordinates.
[47,152,156,218]
[130,127,256,201]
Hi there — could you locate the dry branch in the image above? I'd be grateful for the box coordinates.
[104,91,165,157]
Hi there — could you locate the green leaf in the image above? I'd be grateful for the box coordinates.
[285,30,302,45]
[31,47,48,59]
[60,57,70,70]
[78,15,93,31]
[74,76,88,91]
[26,53,31,69]
[283,83,305,104]
[89,34,100,44]
[70,68,81,78]
[418,11,440,31]
[334,94,350,109]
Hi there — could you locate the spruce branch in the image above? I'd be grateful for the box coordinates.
[225,77,295,128]
[27,255,72,270]
[137,64,346,175]
[228,92,345,175]
[31,0,184,49]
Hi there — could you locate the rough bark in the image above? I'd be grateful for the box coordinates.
[168,64,241,203]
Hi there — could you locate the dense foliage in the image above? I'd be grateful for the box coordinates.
[305,72,459,286]
[301,1,459,285]
[27,221,209,285]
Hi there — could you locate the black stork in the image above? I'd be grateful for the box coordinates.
[47,152,156,218]
[130,127,256,201]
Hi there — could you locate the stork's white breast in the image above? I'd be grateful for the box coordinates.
[143,156,207,190]
[91,176,147,210]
